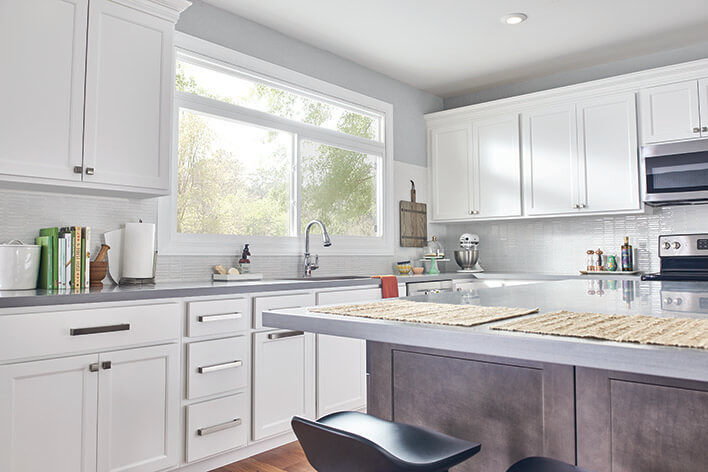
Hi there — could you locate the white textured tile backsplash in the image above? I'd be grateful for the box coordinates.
[0,188,396,282]
[441,205,708,275]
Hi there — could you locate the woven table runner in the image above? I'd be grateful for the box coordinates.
[309,299,539,327]
[493,310,708,350]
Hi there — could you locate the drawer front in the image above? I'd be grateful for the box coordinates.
[187,336,248,399]
[186,393,247,463]
[253,292,315,330]
[316,287,382,305]
[0,303,180,362]
[187,298,249,338]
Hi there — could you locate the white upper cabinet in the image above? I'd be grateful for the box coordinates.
[83,0,174,191]
[577,93,640,213]
[699,78,708,138]
[522,104,579,216]
[430,124,472,220]
[639,80,701,143]
[471,114,521,218]
[0,0,188,196]
[0,0,87,182]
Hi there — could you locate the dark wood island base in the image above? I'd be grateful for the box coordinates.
[366,341,708,472]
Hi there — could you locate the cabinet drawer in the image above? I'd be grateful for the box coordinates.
[187,298,249,337]
[253,292,315,330]
[186,393,247,463]
[187,336,248,399]
[0,303,180,362]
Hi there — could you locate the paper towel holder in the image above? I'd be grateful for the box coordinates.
[119,250,157,285]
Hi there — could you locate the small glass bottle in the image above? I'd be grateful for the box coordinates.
[586,250,595,271]
[621,236,633,271]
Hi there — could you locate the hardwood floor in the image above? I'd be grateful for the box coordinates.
[211,441,315,472]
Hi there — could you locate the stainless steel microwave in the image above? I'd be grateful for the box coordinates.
[643,139,708,206]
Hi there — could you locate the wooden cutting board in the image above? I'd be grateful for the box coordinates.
[400,200,427,247]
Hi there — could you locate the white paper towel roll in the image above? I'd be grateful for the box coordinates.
[122,222,155,279]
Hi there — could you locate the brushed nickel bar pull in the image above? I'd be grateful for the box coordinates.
[197,418,242,436]
[267,330,304,340]
[70,323,130,336]
[197,360,243,374]
[197,313,242,323]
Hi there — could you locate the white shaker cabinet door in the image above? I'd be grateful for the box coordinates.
[430,124,473,220]
[639,80,701,144]
[0,0,87,181]
[0,354,99,472]
[252,330,315,441]
[83,0,173,192]
[471,114,522,218]
[315,287,381,417]
[699,78,708,138]
[522,104,579,215]
[96,344,180,472]
[576,93,640,213]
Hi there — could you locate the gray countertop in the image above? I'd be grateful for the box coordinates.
[0,270,641,309]
[263,279,708,383]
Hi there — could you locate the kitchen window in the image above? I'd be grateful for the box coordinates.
[159,34,393,255]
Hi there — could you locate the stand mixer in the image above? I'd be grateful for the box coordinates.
[454,233,484,273]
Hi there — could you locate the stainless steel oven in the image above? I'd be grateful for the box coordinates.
[642,138,708,206]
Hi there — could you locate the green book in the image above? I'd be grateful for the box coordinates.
[39,227,59,290]
[35,236,52,290]
[80,227,86,288]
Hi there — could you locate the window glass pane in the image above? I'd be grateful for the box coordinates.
[177,108,292,236]
[300,140,380,237]
[176,59,381,141]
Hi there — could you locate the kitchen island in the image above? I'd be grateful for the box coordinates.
[263,279,708,472]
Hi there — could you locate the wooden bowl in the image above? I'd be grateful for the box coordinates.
[90,261,108,287]
[411,267,424,275]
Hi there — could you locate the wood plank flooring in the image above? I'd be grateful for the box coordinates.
[211,441,315,472]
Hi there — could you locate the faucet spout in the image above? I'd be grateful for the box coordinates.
[304,220,331,277]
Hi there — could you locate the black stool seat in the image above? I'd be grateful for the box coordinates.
[507,456,590,472]
[292,411,481,472]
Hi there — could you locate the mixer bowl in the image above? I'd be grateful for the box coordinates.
[454,249,479,270]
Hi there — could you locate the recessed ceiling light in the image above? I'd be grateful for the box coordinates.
[501,13,528,25]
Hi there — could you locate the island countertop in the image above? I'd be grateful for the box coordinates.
[263,279,708,383]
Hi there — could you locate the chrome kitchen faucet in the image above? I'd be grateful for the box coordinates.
[303,220,331,277]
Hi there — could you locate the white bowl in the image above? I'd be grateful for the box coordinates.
[0,242,41,290]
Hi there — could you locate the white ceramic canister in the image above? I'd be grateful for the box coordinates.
[0,240,41,290]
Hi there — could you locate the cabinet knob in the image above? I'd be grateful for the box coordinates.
[85,167,95,176]
[573,204,580,209]
[693,127,701,133]
[703,127,708,132]
[579,203,586,209]
[73,166,83,174]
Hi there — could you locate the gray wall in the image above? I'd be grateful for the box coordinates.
[177,1,443,167]
[444,40,708,109]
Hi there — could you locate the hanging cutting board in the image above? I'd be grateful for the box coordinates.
[400,180,427,247]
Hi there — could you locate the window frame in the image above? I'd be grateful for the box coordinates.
[158,33,394,256]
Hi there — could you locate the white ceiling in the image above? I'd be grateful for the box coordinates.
[202,0,708,98]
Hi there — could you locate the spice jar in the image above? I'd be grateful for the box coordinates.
[595,249,604,271]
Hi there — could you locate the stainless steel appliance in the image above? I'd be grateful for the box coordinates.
[454,233,483,273]
[642,139,708,206]
[642,233,708,281]
[406,279,454,295]
[659,283,708,313]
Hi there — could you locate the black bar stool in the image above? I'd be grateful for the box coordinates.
[292,411,481,471]
[293,412,591,472]
[507,457,591,472]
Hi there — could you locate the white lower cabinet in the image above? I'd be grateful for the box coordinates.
[0,344,179,472]
[0,354,99,472]
[97,344,180,472]
[315,287,382,417]
[186,393,248,463]
[252,329,315,441]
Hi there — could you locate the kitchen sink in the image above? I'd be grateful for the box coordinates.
[283,275,371,281]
